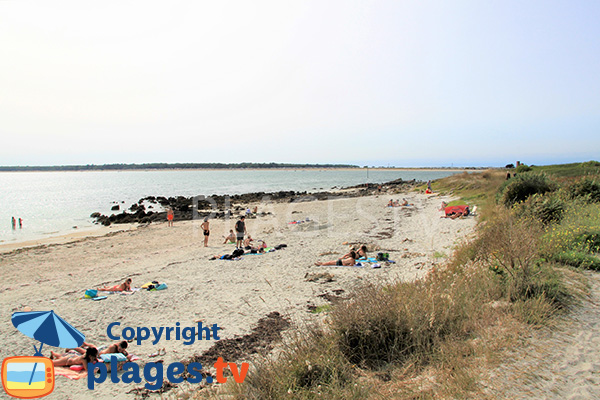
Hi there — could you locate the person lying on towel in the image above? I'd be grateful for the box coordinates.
[51,347,99,371]
[98,278,132,292]
[315,251,357,266]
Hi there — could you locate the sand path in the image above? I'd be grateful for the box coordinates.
[485,271,600,399]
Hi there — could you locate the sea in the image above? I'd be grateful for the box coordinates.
[0,169,461,245]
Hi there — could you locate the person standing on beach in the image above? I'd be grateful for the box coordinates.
[427,180,432,191]
[18,218,22,228]
[11,216,16,229]
[167,207,174,227]
[201,217,210,247]
[235,216,247,249]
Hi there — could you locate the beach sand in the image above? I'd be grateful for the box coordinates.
[0,192,476,399]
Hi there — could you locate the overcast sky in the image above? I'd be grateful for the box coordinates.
[1,1,599,167]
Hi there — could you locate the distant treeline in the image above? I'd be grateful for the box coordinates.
[0,162,359,172]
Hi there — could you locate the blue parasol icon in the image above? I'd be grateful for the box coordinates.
[11,310,85,386]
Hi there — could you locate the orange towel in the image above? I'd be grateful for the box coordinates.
[54,366,87,380]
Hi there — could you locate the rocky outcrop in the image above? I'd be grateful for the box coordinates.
[90,179,419,226]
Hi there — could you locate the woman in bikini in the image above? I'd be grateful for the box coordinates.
[98,278,132,292]
[343,245,367,260]
[52,347,98,371]
[315,251,357,266]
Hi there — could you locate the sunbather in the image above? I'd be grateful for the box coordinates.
[315,251,357,266]
[52,347,98,371]
[210,247,245,260]
[243,235,253,248]
[344,245,367,259]
[98,278,132,292]
[100,340,129,357]
[60,341,95,356]
[248,246,265,254]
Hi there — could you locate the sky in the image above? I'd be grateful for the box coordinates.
[1,1,599,167]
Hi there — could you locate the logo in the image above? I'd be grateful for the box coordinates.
[1,357,54,399]
[2,310,85,399]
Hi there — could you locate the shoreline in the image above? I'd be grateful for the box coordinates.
[1,177,421,251]
[0,224,138,254]
[0,167,478,173]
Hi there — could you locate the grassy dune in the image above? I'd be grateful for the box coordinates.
[194,163,600,399]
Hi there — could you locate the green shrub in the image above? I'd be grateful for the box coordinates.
[515,164,532,173]
[580,160,600,168]
[513,193,565,224]
[567,177,600,203]
[474,209,546,301]
[551,251,600,271]
[498,172,557,207]
[540,202,600,264]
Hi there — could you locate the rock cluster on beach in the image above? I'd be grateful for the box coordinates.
[90,179,419,226]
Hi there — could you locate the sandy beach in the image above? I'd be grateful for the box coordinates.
[0,191,475,399]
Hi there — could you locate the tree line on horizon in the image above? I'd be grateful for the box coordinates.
[0,162,360,171]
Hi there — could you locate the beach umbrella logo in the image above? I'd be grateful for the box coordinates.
[1,311,85,399]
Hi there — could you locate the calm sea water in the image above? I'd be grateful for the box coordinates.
[0,169,459,244]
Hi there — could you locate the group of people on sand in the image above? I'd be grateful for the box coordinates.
[315,245,368,267]
[165,203,261,250]
[50,340,130,371]
[387,198,411,207]
[222,216,249,249]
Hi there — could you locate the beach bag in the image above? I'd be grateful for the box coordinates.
[85,289,98,298]
[376,253,389,261]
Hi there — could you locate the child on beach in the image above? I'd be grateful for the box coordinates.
[167,208,174,227]
[201,217,210,247]
[223,230,236,244]
[98,278,132,292]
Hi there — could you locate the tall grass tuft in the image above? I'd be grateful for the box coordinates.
[331,262,499,369]
[226,329,367,400]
